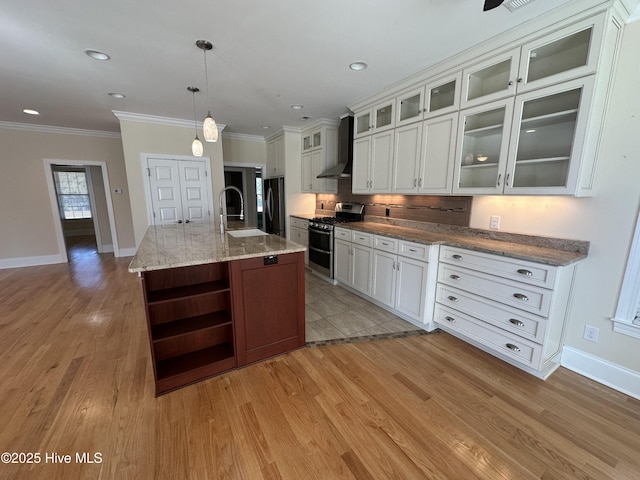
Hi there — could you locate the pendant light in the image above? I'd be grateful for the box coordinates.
[196,40,219,142]
[188,87,203,157]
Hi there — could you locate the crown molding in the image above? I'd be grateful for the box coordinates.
[222,131,265,142]
[112,110,227,132]
[0,121,121,138]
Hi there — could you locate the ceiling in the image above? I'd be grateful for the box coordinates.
[0,0,623,138]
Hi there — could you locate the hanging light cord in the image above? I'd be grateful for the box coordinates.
[191,89,199,134]
[203,49,211,112]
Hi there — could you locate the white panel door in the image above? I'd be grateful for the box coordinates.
[178,161,209,222]
[148,158,182,225]
[147,158,211,225]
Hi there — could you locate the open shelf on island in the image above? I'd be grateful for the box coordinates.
[151,311,232,341]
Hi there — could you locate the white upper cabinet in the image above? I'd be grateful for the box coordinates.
[300,122,337,193]
[461,14,604,109]
[461,48,520,109]
[453,99,515,195]
[396,73,462,128]
[354,100,395,138]
[504,77,595,194]
[516,15,603,93]
[353,132,393,194]
[266,134,285,178]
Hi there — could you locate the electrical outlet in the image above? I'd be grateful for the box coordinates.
[490,215,500,230]
[584,325,599,343]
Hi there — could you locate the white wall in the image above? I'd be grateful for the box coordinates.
[470,20,640,373]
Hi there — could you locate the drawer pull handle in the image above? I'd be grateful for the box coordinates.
[513,293,529,301]
[506,343,521,352]
[445,316,456,323]
[382,242,389,246]
[450,274,461,281]
[447,295,458,303]
[509,319,525,327]
[409,248,417,252]
[517,269,533,276]
[452,254,463,260]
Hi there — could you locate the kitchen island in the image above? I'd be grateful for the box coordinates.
[129,223,306,395]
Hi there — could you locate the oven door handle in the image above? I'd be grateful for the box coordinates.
[308,246,332,255]
[308,227,332,236]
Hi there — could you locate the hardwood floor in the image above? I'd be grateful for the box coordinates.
[1,252,639,479]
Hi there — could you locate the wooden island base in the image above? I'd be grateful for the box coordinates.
[139,251,305,395]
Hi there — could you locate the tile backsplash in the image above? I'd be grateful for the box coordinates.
[315,179,472,226]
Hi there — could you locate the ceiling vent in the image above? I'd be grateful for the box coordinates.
[503,0,536,12]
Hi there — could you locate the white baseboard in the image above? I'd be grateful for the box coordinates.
[0,254,65,269]
[97,244,114,254]
[116,247,137,257]
[561,346,640,400]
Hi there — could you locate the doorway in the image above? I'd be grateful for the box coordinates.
[223,167,262,229]
[44,159,119,264]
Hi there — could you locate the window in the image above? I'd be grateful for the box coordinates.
[613,208,640,339]
[53,170,92,219]
[256,176,263,213]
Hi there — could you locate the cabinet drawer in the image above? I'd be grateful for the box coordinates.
[334,227,351,241]
[374,235,398,253]
[399,240,430,261]
[352,231,373,247]
[436,284,547,343]
[438,264,552,317]
[290,217,306,229]
[434,305,542,368]
[439,246,557,289]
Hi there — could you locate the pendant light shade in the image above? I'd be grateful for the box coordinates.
[188,86,203,157]
[196,40,219,142]
[203,112,218,142]
[192,137,204,157]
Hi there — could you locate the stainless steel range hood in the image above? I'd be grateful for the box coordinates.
[317,115,353,179]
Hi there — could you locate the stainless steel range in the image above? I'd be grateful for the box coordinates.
[308,202,364,281]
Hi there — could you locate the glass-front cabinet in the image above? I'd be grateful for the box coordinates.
[354,100,395,138]
[302,130,322,151]
[516,15,603,94]
[504,77,595,194]
[461,14,602,109]
[396,73,461,127]
[453,99,514,195]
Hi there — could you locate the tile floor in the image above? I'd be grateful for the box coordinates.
[304,270,425,344]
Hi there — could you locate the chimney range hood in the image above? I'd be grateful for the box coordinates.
[317,115,354,179]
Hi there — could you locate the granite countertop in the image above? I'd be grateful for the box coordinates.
[290,213,317,220]
[335,219,589,266]
[128,223,306,273]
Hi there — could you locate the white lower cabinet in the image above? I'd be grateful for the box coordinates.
[289,216,309,266]
[435,245,577,379]
[337,228,439,329]
[334,228,373,295]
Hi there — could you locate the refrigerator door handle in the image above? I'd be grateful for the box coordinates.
[267,187,274,222]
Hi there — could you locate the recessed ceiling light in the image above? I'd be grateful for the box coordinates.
[108,92,126,99]
[23,108,40,115]
[84,49,110,61]
[349,61,368,71]
[290,104,304,110]
[261,125,271,129]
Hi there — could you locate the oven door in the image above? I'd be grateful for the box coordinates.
[308,226,333,278]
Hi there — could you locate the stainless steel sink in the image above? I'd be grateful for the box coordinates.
[227,228,269,238]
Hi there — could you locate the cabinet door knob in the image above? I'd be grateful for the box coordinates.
[497,173,502,187]
[450,274,460,280]
[452,254,463,260]
[517,269,533,276]
[506,343,521,352]
[177,220,183,224]
[508,80,514,86]
[185,219,190,223]
[445,316,456,323]
[517,77,523,83]
[447,295,458,303]
[414,178,417,187]
[506,173,511,186]
[509,319,525,327]
[513,293,529,301]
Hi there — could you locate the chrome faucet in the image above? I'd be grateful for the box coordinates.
[218,185,244,234]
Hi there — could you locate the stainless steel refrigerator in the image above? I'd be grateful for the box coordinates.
[264,177,285,237]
